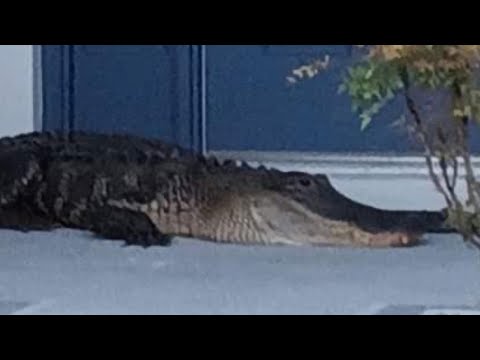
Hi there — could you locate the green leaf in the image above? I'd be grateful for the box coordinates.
[386,89,395,100]
[352,102,360,113]
[360,113,373,131]
[348,81,359,96]
[363,91,373,100]
[365,67,374,80]
[370,102,382,114]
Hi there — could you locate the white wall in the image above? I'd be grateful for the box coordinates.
[0,45,33,137]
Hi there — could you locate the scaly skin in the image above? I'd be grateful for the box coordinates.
[0,131,453,248]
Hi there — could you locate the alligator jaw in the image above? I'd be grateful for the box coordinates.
[247,192,423,248]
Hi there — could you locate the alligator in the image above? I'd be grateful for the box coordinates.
[0,131,454,248]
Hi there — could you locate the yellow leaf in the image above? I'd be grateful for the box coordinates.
[453,108,464,117]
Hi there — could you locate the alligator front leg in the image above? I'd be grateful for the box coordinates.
[84,205,173,248]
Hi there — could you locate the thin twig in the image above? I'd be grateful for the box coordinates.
[452,156,458,190]
[469,233,480,250]
[403,86,453,207]
[436,127,460,199]
[452,82,480,213]
[439,156,462,208]
[455,115,480,214]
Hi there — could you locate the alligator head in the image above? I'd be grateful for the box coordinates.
[191,165,451,247]
[255,171,450,247]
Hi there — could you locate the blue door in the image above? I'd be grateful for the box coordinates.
[41,45,203,150]
[41,45,480,154]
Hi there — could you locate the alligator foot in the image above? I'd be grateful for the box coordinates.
[85,205,172,247]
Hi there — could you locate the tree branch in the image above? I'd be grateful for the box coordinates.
[402,82,453,207]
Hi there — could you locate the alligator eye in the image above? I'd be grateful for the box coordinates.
[299,178,312,187]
